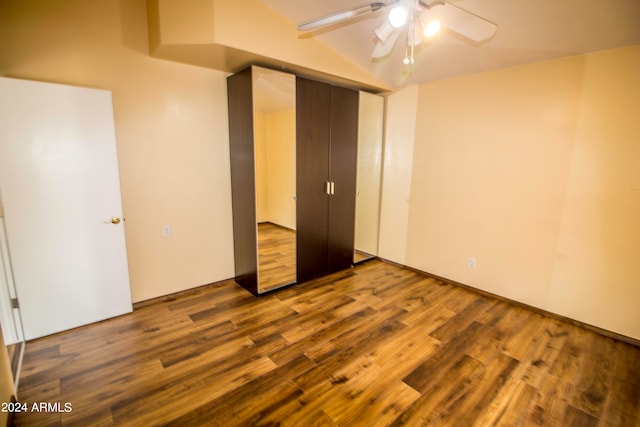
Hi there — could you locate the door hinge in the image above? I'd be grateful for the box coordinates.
[10,298,19,309]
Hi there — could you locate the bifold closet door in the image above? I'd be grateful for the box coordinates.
[296,77,358,283]
[296,77,331,282]
[327,85,358,271]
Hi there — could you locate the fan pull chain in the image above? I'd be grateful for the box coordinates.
[403,12,416,65]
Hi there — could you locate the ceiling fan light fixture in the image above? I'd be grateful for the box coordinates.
[423,19,441,37]
[388,6,408,28]
[296,0,498,66]
[374,21,394,42]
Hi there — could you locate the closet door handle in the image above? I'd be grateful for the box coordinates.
[326,181,335,195]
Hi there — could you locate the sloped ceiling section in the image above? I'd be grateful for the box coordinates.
[146,0,392,92]
[261,0,640,88]
[263,0,640,88]
[149,0,640,90]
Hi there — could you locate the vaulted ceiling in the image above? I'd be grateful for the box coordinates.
[262,0,640,88]
[148,0,640,92]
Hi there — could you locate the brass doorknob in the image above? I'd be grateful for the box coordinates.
[104,217,121,224]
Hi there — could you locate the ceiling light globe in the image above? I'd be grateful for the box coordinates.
[423,20,441,37]
[389,6,408,28]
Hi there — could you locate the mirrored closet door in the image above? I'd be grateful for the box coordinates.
[228,66,296,295]
[354,92,384,263]
[0,203,24,394]
[253,67,297,292]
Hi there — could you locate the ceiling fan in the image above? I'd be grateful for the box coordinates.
[298,0,498,65]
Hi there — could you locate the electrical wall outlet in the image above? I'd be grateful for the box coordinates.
[468,257,477,269]
[162,224,172,238]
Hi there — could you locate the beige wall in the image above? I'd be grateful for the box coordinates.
[255,110,296,230]
[378,86,419,263]
[0,0,235,302]
[382,45,640,339]
[264,110,296,230]
[255,111,268,223]
[546,46,640,337]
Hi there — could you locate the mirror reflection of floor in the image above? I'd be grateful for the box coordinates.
[354,250,374,263]
[258,222,296,292]
[6,341,22,385]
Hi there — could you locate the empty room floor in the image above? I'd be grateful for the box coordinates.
[13,259,640,426]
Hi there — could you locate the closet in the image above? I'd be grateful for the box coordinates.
[227,66,368,295]
[295,77,358,283]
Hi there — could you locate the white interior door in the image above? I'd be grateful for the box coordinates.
[0,77,132,340]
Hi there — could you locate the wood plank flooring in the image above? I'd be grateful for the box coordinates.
[6,341,23,386]
[258,222,296,292]
[13,260,640,426]
[354,250,374,263]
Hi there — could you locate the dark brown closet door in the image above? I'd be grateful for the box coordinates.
[327,85,358,272]
[227,68,258,294]
[296,77,331,282]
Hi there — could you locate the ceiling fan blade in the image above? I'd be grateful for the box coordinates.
[372,30,400,58]
[432,2,497,42]
[298,2,389,31]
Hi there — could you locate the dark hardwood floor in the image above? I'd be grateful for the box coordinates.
[258,222,296,292]
[13,260,640,426]
[354,250,375,263]
[6,341,22,387]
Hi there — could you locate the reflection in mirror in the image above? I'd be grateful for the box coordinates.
[252,67,297,292]
[0,204,25,391]
[354,92,384,263]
